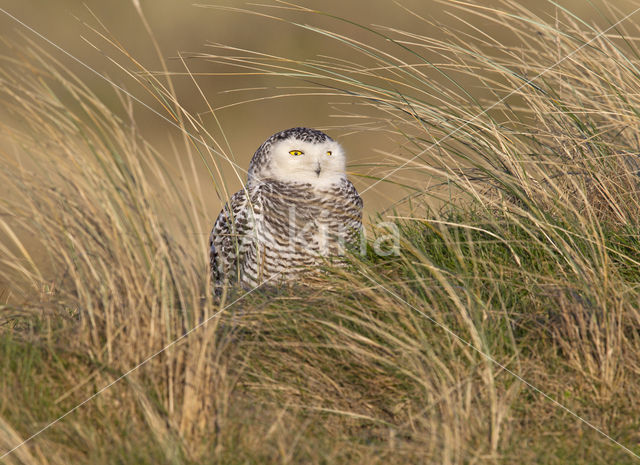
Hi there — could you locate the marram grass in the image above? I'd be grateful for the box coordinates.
[1,1,640,464]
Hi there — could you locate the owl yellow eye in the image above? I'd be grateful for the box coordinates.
[327,151,332,156]
[289,150,303,156]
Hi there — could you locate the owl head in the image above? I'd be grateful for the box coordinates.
[247,127,346,188]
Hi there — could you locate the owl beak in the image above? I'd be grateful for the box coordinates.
[315,163,321,177]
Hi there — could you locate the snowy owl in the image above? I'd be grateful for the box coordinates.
[209,127,363,291]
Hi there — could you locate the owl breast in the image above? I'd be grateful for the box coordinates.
[240,179,362,288]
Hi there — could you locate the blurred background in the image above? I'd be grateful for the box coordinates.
[0,0,637,219]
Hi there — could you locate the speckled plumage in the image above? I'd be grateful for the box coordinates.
[209,127,363,290]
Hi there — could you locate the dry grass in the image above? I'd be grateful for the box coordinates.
[1,1,640,463]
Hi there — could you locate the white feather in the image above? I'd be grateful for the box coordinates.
[258,138,346,189]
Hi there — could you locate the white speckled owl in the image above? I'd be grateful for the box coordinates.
[209,127,363,290]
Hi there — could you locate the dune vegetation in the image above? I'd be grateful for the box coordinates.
[1,1,640,463]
